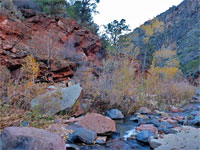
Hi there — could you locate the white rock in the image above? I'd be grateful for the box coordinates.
[152,126,200,150]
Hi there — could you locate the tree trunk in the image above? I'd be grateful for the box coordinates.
[141,41,149,80]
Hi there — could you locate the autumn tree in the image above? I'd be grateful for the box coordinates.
[21,55,40,83]
[104,19,130,46]
[140,18,164,77]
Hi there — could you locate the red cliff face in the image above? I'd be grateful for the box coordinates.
[0,14,101,82]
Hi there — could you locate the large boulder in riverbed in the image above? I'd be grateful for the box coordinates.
[0,127,66,150]
[150,126,200,150]
[31,84,82,115]
[77,113,116,134]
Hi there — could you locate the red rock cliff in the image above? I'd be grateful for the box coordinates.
[0,14,101,82]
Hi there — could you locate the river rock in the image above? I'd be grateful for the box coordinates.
[136,124,158,135]
[146,118,160,127]
[137,107,151,114]
[77,113,116,134]
[68,128,97,145]
[196,89,200,96]
[105,109,124,119]
[106,139,133,150]
[161,117,178,127]
[154,110,169,117]
[96,136,107,145]
[0,127,66,150]
[149,136,162,149]
[136,130,155,143]
[31,84,82,115]
[191,115,200,126]
[154,126,200,150]
[65,144,80,150]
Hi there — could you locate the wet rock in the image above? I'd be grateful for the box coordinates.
[127,139,151,150]
[136,130,155,143]
[191,115,200,126]
[196,89,200,96]
[31,84,82,115]
[106,139,133,150]
[149,137,161,149]
[130,114,149,123]
[159,121,173,129]
[65,144,80,150]
[172,116,184,122]
[68,128,97,145]
[130,116,139,122]
[96,136,107,145]
[158,121,176,134]
[190,111,200,116]
[77,113,116,134]
[105,109,124,119]
[0,127,66,150]
[143,118,160,127]
[161,117,178,127]
[137,107,151,114]
[153,126,200,150]
[136,124,158,135]
[158,127,177,134]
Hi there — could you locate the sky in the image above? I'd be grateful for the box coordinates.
[93,0,183,31]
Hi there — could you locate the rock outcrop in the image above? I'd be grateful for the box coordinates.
[120,0,200,82]
[0,12,101,82]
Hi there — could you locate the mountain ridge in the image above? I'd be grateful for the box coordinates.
[120,0,200,82]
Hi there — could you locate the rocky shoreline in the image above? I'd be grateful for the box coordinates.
[0,90,199,150]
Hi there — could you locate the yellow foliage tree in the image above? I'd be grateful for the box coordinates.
[140,17,164,77]
[21,55,40,83]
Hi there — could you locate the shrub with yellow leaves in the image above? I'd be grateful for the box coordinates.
[142,49,196,110]
[0,55,48,110]
[21,55,40,83]
[83,47,196,114]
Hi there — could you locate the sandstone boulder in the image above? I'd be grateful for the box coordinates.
[0,127,66,150]
[31,84,82,115]
[152,126,200,150]
[77,113,116,134]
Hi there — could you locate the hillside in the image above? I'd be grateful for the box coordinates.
[119,0,200,81]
